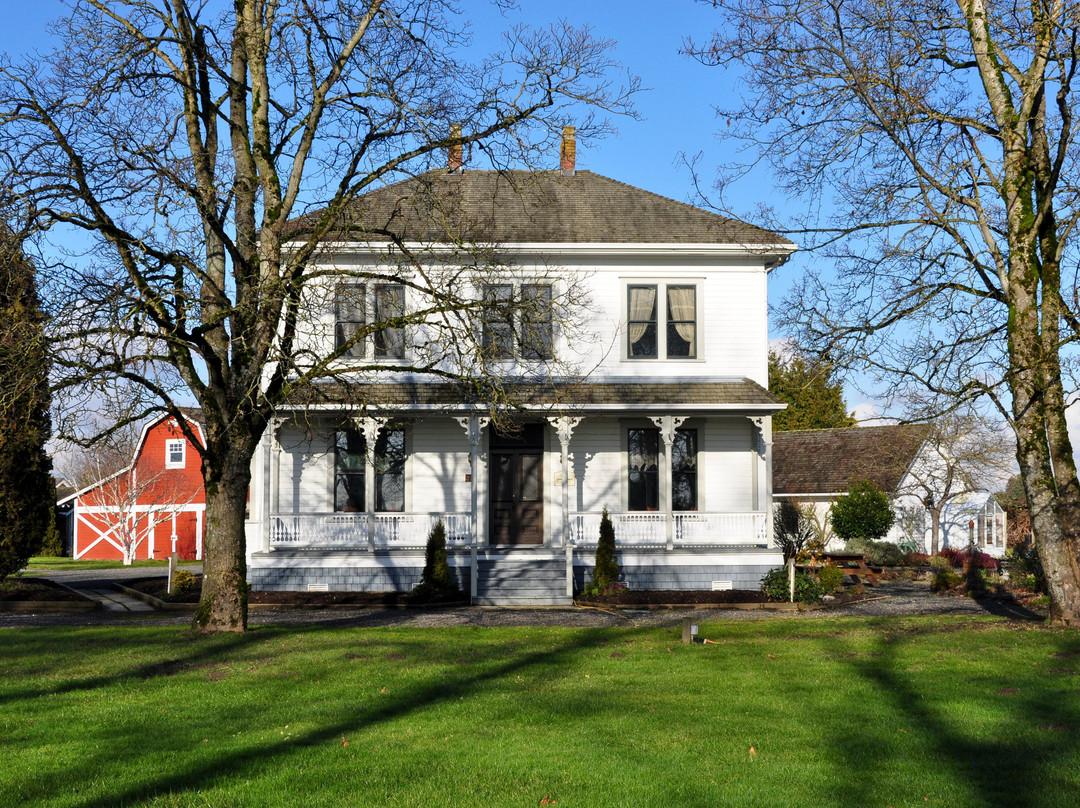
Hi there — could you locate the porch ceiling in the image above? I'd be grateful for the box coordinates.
[286,377,784,415]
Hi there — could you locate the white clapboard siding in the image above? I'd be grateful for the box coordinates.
[702,418,755,511]
[277,426,332,513]
[408,420,471,512]
[570,420,623,513]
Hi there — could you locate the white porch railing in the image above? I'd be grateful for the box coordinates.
[269,512,472,549]
[570,511,768,547]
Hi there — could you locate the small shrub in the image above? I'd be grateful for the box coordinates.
[830,479,895,543]
[902,552,929,567]
[931,568,963,592]
[843,538,902,567]
[937,546,964,567]
[928,556,950,570]
[1018,573,1039,592]
[761,566,823,603]
[849,582,866,596]
[961,549,999,573]
[590,508,620,593]
[1005,545,1045,592]
[581,580,627,599]
[817,563,845,595]
[774,500,815,563]
[413,520,459,600]
[171,569,196,594]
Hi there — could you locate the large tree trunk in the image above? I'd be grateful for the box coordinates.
[193,443,255,633]
[1009,288,1080,624]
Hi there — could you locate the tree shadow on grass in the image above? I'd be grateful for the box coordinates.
[12,624,623,807]
[819,620,1080,808]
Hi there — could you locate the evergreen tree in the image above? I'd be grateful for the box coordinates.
[591,508,620,591]
[0,229,53,580]
[414,519,457,599]
[768,349,855,432]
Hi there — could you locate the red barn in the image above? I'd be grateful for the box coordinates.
[59,412,206,561]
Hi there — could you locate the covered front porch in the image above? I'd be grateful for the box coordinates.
[246,378,784,601]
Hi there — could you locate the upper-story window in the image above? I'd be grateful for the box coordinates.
[481,282,553,360]
[627,283,697,359]
[165,439,186,469]
[335,283,406,360]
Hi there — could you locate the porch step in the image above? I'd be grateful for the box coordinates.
[473,556,571,606]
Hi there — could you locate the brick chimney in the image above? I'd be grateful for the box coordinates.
[560,125,575,175]
[448,124,463,172]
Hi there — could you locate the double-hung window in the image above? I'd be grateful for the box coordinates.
[627,427,698,511]
[334,426,406,512]
[627,283,698,359]
[335,283,406,360]
[481,282,553,360]
[165,439,186,469]
[372,284,405,359]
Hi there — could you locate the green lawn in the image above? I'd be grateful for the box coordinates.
[1,616,1079,807]
[21,557,200,572]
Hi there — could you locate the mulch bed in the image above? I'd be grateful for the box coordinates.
[582,589,770,606]
[0,578,90,602]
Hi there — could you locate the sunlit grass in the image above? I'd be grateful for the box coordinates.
[21,557,200,572]
[1,616,1079,807]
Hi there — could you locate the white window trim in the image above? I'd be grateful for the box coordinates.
[478,279,557,363]
[621,278,704,362]
[165,440,186,469]
[330,424,411,514]
[333,282,408,363]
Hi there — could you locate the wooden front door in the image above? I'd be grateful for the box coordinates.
[489,425,544,545]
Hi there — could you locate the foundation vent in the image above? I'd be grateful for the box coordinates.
[711,580,733,591]
[307,583,329,592]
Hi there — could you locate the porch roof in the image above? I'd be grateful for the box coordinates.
[286,377,784,414]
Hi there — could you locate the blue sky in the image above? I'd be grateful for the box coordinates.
[0,1,881,419]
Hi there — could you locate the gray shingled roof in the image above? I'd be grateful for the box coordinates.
[289,378,784,410]
[772,424,932,496]
[289,170,793,249]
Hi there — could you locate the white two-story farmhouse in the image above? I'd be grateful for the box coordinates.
[244,133,794,604]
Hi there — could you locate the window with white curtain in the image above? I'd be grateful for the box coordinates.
[626,282,698,359]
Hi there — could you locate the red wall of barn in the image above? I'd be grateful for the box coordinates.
[72,417,206,560]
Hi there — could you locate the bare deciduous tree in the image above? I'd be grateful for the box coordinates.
[0,0,635,631]
[687,0,1080,623]
[896,414,1015,555]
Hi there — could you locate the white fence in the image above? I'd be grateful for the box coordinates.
[569,511,768,547]
[269,512,472,549]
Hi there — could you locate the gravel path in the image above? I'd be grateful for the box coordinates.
[0,575,1046,630]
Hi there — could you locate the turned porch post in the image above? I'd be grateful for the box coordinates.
[264,418,281,553]
[651,415,686,551]
[355,416,387,550]
[549,416,582,549]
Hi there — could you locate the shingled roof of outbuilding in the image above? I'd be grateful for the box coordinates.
[286,377,785,410]
[772,424,933,496]
[288,170,794,250]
